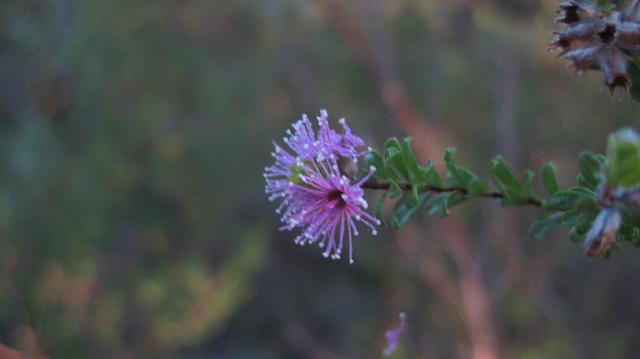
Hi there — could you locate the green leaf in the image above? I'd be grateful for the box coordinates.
[420,160,442,187]
[425,193,451,218]
[388,179,403,198]
[467,177,489,196]
[444,148,465,187]
[408,185,420,208]
[384,138,410,180]
[620,209,640,228]
[384,146,401,164]
[364,150,384,174]
[365,148,399,183]
[547,187,595,211]
[401,138,421,184]
[561,210,581,227]
[574,210,598,235]
[392,193,430,228]
[444,147,487,194]
[595,0,616,11]
[529,213,562,240]
[577,152,604,190]
[541,162,559,195]
[571,186,597,196]
[569,227,583,242]
[447,191,467,209]
[617,223,640,243]
[425,192,466,218]
[490,156,524,202]
[522,170,540,201]
[607,128,640,187]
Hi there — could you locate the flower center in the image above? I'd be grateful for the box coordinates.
[327,189,347,209]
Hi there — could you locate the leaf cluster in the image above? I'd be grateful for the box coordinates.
[364,138,542,229]
[529,152,640,251]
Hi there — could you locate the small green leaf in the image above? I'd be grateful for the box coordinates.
[364,150,384,173]
[385,138,410,180]
[384,137,402,151]
[490,156,524,201]
[571,186,597,196]
[401,138,421,184]
[578,152,604,190]
[569,227,583,242]
[408,185,420,208]
[574,210,598,235]
[607,128,640,187]
[617,223,640,242]
[420,160,442,187]
[595,0,616,11]
[447,191,467,209]
[529,213,562,240]
[467,178,489,196]
[425,193,451,218]
[547,188,595,211]
[388,179,403,198]
[392,193,430,228]
[444,147,471,188]
[425,192,466,218]
[522,170,540,201]
[541,162,559,195]
[561,210,581,227]
[384,146,401,163]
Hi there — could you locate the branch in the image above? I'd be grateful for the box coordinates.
[362,181,543,207]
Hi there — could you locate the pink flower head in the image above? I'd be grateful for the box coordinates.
[264,110,365,206]
[264,110,379,263]
[283,156,380,263]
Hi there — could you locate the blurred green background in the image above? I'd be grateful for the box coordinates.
[1,0,640,358]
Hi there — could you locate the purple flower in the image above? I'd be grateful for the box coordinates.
[264,110,379,263]
[383,312,407,357]
[264,110,365,207]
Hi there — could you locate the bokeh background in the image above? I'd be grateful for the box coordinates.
[1,0,640,358]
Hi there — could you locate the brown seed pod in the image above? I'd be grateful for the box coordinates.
[584,208,621,258]
[551,0,640,95]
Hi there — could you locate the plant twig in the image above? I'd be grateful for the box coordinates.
[362,181,543,207]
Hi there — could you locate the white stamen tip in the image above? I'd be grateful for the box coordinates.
[372,230,378,235]
[359,198,368,209]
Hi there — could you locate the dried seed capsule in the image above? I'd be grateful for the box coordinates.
[584,208,621,258]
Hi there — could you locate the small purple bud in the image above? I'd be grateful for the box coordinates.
[382,312,407,357]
